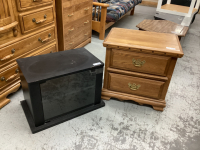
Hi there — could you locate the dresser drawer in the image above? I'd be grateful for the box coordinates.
[0,65,20,89]
[108,73,165,99]
[64,14,91,37]
[19,6,54,34]
[63,0,92,23]
[0,27,55,69]
[17,0,53,11]
[111,49,171,76]
[64,25,91,50]
[35,44,57,55]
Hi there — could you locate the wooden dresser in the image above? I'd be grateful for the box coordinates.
[102,28,184,111]
[0,0,58,109]
[55,0,92,51]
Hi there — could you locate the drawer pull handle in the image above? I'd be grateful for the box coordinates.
[0,49,15,61]
[68,14,74,17]
[69,42,74,45]
[128,83,141,91]
[1,69,19,82]
[85,33,88,36]
[38,33,51,43]
[68,28,74,32]
[84,20,89,24]
[84,8,89,11]
[132,58,146,67]
[32,15,47,24]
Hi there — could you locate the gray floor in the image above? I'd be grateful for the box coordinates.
[0,6,200,150]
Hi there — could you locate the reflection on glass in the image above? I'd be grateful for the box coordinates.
[40,70,96,120]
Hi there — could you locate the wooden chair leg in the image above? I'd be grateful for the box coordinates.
[99,7,107,40]
[130,7,135,16]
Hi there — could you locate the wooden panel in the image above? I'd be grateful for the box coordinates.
[19,6,54,34]
[111,49,171,76]
[161,4,198,14]
[103,28,184,58]
[0,65,19,89]
[63,0,92,23]
[108,73,165,99]
[64,14,91,37]
[0,27,55,70]
[18,0,53,9]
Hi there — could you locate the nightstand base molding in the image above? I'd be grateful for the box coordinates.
[101,89,166,111]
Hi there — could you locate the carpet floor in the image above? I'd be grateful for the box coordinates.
[0,5,200,150]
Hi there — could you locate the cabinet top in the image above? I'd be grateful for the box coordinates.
[103,28,184,58]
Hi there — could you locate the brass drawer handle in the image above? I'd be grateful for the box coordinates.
[69,42,74,45]
[128,83,141,91]
[84,8,89,11]
[68,28,74,32]
[132,58,146,67]
[68,14,74,17]
[84,20,89,24]
[84,33,88,36]
[0,49,15,61]
[38,33,51,43]
[1,69,19,82]
[32,15,47,24]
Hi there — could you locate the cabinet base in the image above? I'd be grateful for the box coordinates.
[21,100,105,134]
[0,82,21,109]
[102,89,166,111]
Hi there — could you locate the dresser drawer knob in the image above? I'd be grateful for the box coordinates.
[84,20,89,24]
[68,28,74,32]
[128,83,141,91]
[84,33,88,36]
[1,77,5,81]
[132,58,146,67]
[1,69,19,82]
[84,8,89,11]
[69,42,74,45]
[38,33,51,43]
[32,14,47,24]
[68,14,74,17]
[0,49,15,61]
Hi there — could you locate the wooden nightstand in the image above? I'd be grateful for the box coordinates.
[102,28,184,111]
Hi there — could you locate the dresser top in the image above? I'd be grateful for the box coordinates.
[103,28,184,58]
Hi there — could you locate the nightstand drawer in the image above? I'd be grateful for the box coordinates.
[0,65,20,89]
[111,49,171,76]
[19,6,54,34]
[108,73,165,99]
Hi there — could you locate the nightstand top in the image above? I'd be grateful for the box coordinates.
[103,28,184,58]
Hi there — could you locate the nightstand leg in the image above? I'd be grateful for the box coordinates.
[153,106,164,111]
[101,96,111,100]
